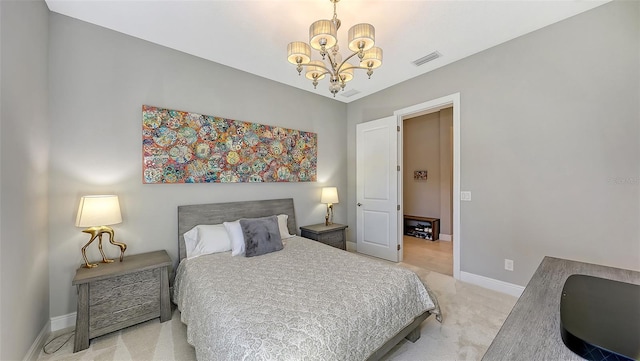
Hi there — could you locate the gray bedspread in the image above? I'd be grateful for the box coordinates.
[173,236,440,361]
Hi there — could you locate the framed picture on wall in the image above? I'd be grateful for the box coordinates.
[414,170,427,180]
[142,105,318,183]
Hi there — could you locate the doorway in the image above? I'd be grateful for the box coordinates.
[396,93,461,279]
[355,93,461,278]
[401,108,454,275]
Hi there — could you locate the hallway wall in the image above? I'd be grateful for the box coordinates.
[403,108,453,235]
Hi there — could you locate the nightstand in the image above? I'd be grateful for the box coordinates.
[300,223,348,250]
[72,250,172,352]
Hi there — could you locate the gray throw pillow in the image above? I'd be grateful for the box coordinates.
[240,216,283,257]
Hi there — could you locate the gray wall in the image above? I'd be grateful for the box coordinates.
[0,0,51,359]
[48,13,347,317]
[348,0,640,286]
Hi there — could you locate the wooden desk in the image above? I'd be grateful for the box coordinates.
[482,257,640,360]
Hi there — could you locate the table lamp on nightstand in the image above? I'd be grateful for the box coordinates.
[75,195,127,268]
[321,187,339,226]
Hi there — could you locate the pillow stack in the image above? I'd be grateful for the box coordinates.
[184,214,295,259]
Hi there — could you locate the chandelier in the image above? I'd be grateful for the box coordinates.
[286,0,383,97]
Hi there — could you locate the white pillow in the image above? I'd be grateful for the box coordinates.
[224,220,245,256]
[184,224,232,259]
[277,214,295,239]
[183,227,200,258]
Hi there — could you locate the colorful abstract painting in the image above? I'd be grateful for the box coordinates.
[142,105,317,183]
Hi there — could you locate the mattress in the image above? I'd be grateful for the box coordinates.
[173,236,439,361]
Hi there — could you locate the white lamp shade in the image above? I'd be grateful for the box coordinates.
[287,41,311,65]
[348,23,375,52]
[321,187,339,204]
[309,20,337,50]
[75,195,122,227]
[338,67,354,83]
[360,46,383,69]
[305,60,327,80]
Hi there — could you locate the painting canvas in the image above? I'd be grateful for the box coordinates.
[142,105,317,183]
[414,170,427,180]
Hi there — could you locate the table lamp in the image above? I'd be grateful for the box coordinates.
[75,195,127,268]
[321,187,339,226]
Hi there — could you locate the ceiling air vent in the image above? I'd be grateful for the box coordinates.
[412,51,442,66]
[341,89,361,98]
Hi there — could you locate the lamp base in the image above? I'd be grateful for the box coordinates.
[325,204,334,226]
[81,226,127,268]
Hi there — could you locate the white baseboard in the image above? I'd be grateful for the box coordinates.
[51,312,76,332]
[346,241,357,252]
[348,242,522,297]
[438,234,452,241]
[22,321,50,361]
[460,271,524,298]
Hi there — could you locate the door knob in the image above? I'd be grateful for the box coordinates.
[357,203,362,206]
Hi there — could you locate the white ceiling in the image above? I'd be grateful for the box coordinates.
[44,0,610,103]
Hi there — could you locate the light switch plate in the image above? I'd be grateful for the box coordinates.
[461,191,472,201]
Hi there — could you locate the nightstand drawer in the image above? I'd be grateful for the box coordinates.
[317,231,343,244]
[89,268,158,305]
[322,238,345,249]
[89,299,160,337]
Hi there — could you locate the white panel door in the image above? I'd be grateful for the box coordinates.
[356,116,399,262]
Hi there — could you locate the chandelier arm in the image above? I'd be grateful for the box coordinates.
[295,63,331,73]
[300,64,332,77]
[301,62,336,77]
[335,50,363,73]
[339,65,370,72]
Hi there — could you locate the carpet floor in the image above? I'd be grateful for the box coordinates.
[38,262,517,361]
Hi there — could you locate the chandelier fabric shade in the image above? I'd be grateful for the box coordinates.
[361,47,383,69]
[287,41,311,65]
[286,0,383,97]
[339,67,354,83]
[305,60,327,80]
[347,23,375,52]
[309,20,337,51]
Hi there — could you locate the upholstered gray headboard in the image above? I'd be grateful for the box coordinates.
[177,198,297,262]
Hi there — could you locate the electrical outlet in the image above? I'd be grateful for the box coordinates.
[504,259,514,271]
[461,191,472,201]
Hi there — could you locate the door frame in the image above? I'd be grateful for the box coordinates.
[396,93,461,279]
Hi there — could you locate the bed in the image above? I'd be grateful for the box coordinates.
[173,198,441,361]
